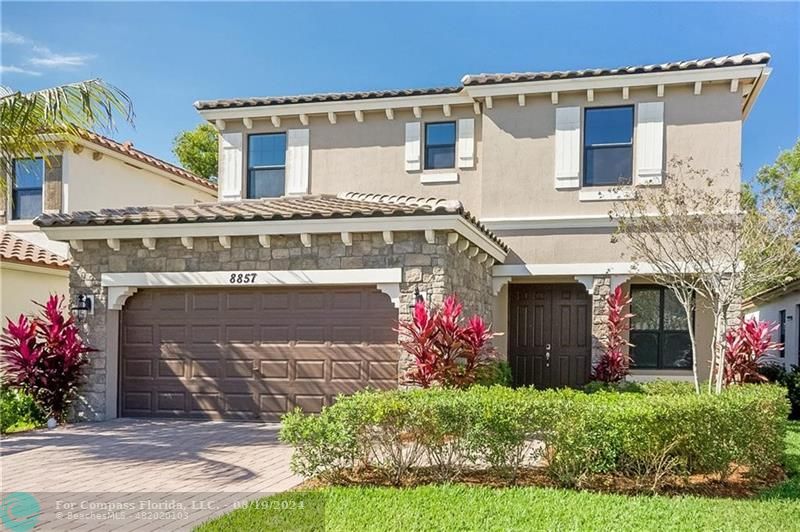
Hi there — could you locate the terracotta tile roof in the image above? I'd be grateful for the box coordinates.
[194,53,769,111]
[34,192,508,252]
[194,86,461,111]
[78,131,218,193]
[461,52,771,86]
[0,232,69,269]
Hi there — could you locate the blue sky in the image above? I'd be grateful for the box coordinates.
[1,2,797,183]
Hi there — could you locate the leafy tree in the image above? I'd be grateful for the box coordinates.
[1,79,133,193]
[612,159,800,393]
[753,139,800,213]
[172,123,218,180]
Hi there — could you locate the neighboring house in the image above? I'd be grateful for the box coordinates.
[35,53,771,421]
[743,278,800,370]
[0,132,217,319]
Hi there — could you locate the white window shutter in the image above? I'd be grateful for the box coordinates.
[554,106,581,189]
[457,118,475,169]
[219,132,243,201]
[286,128,310,195]
[635,102,665,186]
[405,122,421,171]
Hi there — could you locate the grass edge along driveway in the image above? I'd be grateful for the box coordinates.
[197,421,800,532]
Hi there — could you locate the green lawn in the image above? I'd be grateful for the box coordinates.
[198,422,800,532]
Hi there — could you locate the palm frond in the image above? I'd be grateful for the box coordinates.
[0,79,134,191]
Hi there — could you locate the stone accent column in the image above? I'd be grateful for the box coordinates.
[590,276,611,368]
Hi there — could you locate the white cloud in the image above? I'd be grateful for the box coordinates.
[0,31,27,45]
[30,46,93,68]
[0,64,41,76]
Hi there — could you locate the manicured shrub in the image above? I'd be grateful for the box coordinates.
[640,380,696,396]
[785,366,800,420]
[591,286,633,383]
[724,317,782,385]
[280,384,789,490]
[1,295,94,422]
[584,380,644,394]
[475,360,512,387]
[398,295,496,388]
[0,387,45,433]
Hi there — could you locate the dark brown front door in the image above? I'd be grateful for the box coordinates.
[508,283,591,388]
[119,286,399,421]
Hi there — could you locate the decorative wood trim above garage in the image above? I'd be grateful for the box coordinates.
[103,268,404,310]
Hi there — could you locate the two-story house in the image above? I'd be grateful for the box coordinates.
[1,132,217,319]
[35,53,771,421]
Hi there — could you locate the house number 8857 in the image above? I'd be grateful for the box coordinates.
[229,273,257,284]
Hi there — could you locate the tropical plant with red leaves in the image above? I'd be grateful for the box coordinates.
[1,295,94,422]
[723,317,782,386]
[398,295,496,388]
[592,286,634,383]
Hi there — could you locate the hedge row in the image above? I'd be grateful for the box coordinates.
[280,384,789,488]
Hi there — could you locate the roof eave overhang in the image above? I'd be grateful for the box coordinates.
[195,91,475,121]
[75,139,218,195]
[742,66,771,121]
[38,214,508,262]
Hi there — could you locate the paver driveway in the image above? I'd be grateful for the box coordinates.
[0,418,301,530]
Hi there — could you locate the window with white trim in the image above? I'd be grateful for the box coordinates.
[11,158,44,220]
[583,106,634,187]
[424,122,456,170]
[247,133,286,198]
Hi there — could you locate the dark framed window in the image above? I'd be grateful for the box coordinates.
[247,133,286,198]
[11,158,44,220]
[583,106,634,187]
[630,285,693,370]
[779,310,786,358]
[424,122,456,170]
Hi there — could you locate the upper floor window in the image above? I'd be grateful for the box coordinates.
[630,285,693,370]
[424,122,456,170]
[11,158,44,220]
[583,106,634,187]
[248,133,286,198]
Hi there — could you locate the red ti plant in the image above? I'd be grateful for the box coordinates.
[1,295,94,422]
[592,285,634,383]
[398,294,496,388]
[723,317,782,385]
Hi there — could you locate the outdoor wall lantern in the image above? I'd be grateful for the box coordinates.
[409,287,428,309]
[71,294,94,321]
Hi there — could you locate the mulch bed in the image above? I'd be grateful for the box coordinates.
[299,465,787,499]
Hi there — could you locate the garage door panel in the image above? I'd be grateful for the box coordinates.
[295,360,325,380]
[294,394,325,413]
[159,359,187,378]
[260,394,289,415]
[122,391,152,413]
[259,360,289,379]
[190,359,220,379]
[121,286,399,419]
[124,359,153,378]
[331,360,362,380]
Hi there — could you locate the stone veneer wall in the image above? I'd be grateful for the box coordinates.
[68,230,494,420]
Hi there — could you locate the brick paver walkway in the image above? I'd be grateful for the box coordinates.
[0,419,301,530]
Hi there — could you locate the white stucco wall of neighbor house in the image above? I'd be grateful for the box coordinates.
[0,263,69,320]
[746,290,800,369]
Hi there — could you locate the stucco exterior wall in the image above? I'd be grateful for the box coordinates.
[67,230,494,420]
[480,84,741,220]
[745,291,800,369]
[0,263,69,320]
[223,106,484,213]
[63,149,216,212]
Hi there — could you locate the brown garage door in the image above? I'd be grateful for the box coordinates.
[120,286,399,420]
